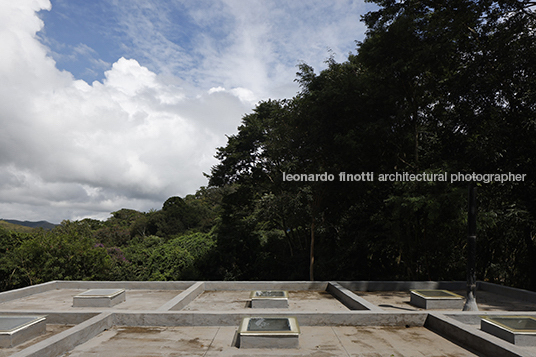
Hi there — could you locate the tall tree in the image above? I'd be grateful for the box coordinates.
[208,0,536,286]
[360,0,536,287]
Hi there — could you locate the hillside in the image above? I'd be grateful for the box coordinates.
[0,219,57,231]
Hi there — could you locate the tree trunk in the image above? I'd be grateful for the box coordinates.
[414,120,419,166]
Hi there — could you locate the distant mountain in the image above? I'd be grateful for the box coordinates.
[0,220,36,233]
[0,219,57,230]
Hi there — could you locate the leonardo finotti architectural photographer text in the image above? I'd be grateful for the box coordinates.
[282,172,526,184]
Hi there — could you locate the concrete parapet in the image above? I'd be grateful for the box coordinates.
[337,280,466,292]
[53,280,195,290]
[204,281,329,291]
[479,282,536,304]
[0,281,58,304]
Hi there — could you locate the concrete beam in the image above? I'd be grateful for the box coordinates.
[446,311,536,326]
[425,313,527,357]
[10,312,114,357]
[327,281,383,311]
[0,311,100,325]
[110,311,427,327]
[157,281,205,311]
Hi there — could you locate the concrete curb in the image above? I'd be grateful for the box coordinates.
[446,311,536,326]
[10,312,114,357]
[425,312,532,357]
[157,281,205,311]
[327,281,384,311]
[111,310,428,327]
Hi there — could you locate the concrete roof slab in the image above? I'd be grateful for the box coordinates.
[182,290,349,312]
[356,290,536,312]
[2,280,536,356]
[60,325,483,356]
[0,289,183,312]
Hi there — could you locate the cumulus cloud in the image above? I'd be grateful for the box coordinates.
[0,0,373,223]
[0,1,254,222]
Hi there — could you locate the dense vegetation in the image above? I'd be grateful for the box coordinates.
[2,0,536,291]
[0,191,221,290]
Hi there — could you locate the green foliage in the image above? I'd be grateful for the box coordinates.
[207,0,536,288]
[1,224,114,290]
[146,244,194,281]
[117,235,163,281]
[0,227,28,290]
[370,180,466,281]
[0,189,221,289]
[119,232,215,281]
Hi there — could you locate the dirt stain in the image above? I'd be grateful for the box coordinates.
[289,291,335,300]
[115,326,163,334]
[176,336,206,349]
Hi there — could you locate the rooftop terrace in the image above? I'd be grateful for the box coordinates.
[0,280,535,356]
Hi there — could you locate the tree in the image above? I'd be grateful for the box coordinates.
[360,0,536,288]
[207,0,536,287]
[3,223,114,288]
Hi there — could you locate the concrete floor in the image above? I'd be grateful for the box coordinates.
[0,289,183,311]
[356,290,536,312]
[183,290,349,312]
[61,325,482,357]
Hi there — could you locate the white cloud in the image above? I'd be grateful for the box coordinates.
[0,0,374,223]
[110,0,372,100]
[0,1,253,222]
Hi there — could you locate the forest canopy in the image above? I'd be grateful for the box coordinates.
[208,0,536,286]
[2,0,536,291]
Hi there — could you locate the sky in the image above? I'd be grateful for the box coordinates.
[0,0,377,224]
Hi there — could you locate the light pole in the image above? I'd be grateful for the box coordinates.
[463,182,478,311]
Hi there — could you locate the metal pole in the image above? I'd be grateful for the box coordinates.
[463,182,478,311]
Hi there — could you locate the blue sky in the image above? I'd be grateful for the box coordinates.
[0,0,377,223]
